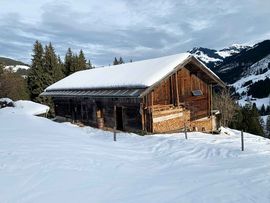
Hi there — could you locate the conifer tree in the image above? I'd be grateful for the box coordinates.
[266,115,270,138]
[64,48,73,76]
[71,54,79,73]
[113,57,119,65]
[260,104,266,116]
[118,57,124,64]
[43,43,61,85]
[266,105,270,115]
[241,103,264,136]
[57,55,65,76]
[78,50,87,71]
[87,60,93,69]
[27,40,45,102]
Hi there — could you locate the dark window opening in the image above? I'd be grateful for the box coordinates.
[192,89,203,96]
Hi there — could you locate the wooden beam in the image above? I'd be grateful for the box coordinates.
[151,91,154,107]
[141,98,145,131]
[151,91,154,133]
[170,76,174,104]
[175,72,180,106]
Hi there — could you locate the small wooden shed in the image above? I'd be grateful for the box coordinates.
[42,53,225,133]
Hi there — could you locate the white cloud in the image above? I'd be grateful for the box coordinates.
[0,0,269,65]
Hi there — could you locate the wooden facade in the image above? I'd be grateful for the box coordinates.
[43,56,225,134]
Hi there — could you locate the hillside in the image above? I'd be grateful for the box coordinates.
[0,111,270,202]
[0,57,30,76]
[0,57,27,66]
[190,40,270,108]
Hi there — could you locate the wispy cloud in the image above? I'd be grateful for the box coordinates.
[0,0,269,65]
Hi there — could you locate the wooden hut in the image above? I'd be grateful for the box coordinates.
[42,53,225,133]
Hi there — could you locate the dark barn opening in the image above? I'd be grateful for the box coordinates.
[116,107,123,130]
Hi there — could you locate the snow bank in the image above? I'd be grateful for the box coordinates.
[0,99,49,115]
[0,113,270,203]
[0,98,13,103]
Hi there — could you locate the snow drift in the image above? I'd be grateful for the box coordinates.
[0,110,270,202]
[0,99,49,115]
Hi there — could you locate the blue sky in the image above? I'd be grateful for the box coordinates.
[0,0,269,66]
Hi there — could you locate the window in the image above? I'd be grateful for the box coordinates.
[191,89,203,96]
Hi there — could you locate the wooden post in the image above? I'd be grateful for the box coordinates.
[241,130,244,151]
[114,105,117,142]
[184,123,188,139]
[175,72,180,107]
[150,91,154,133]
[141,100,145,132]
[170,76,174,105]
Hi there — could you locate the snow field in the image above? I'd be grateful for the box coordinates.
[0,113,270,203]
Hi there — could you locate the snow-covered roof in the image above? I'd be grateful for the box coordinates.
[45,52,223,92]
[46,53,191,91]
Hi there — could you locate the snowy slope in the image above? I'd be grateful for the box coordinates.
[1,113,270,203]
[231,54,270,108]
[190,44,250,66]
[4,65,30,72]
[216,44,250,59]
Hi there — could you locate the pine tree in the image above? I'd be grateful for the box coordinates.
[113,57,118,65]
[27,40,45,102]
[78,50,87,71]
[43,43,60,86]
[260,104,266,116]
[118,57,124,64]
[266,115,270,138]
[42,43,64,117]
[266,105,270,115]
[57,55,65,76]
[87,60,93,69]
[71,54,79,73]
[241,103,264,136]
[64,48,73,76]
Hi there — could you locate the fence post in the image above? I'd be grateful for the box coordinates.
[114,128,117,142]
[184,123,188,140]
[241,130,244,151]
[114,105,117,142]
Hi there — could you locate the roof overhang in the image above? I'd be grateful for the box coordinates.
[139,55,226,98]
[41,88,146,98]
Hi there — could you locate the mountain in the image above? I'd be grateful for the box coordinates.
[189,44,249,69]
[189,40,270,109]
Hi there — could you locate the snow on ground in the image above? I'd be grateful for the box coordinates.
[238,97,270,109]
[0,100,49,115]
[1,113,270,203]
[4,65,30,72]
[0,98,13,103]
[191,51,222,64]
